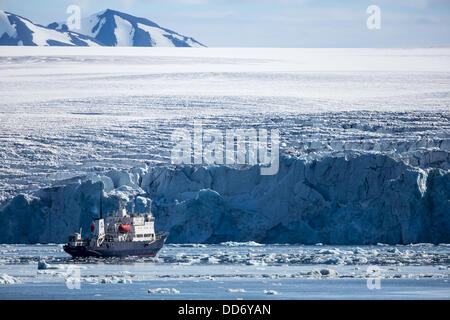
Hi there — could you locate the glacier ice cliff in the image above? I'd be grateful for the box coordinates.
[0,154,448,244]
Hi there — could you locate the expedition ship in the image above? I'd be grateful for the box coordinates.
[63,199,168,258]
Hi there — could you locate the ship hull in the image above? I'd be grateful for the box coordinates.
[63,232,168,258]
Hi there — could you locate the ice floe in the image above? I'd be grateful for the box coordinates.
[0,273,20,284]
[147,288,180,294]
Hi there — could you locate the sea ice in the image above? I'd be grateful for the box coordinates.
[147,288,180,294]
[0,274,20,284]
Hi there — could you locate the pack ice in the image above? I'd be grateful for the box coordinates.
[0,154,448,244]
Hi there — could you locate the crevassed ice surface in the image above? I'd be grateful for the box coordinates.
[0,47,449,200]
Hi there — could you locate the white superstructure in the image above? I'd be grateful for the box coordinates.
[89,203,156,246]
[64,197,168,258]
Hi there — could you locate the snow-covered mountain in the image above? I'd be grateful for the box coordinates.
[0,10,101,46]
[48,9,205,47]
[0,9,205,47]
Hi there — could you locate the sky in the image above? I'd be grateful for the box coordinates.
[1,0,449,47]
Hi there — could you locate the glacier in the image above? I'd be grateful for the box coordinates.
[0,47,448,245]
[0,154,448,244]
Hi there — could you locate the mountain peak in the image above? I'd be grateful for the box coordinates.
[49,9,205,47]
[0,10,101,46]
[0,9,205,47]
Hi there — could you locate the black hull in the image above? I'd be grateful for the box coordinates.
[63,232,168,258]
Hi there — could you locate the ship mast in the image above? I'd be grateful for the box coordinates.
[100,191,103,219]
